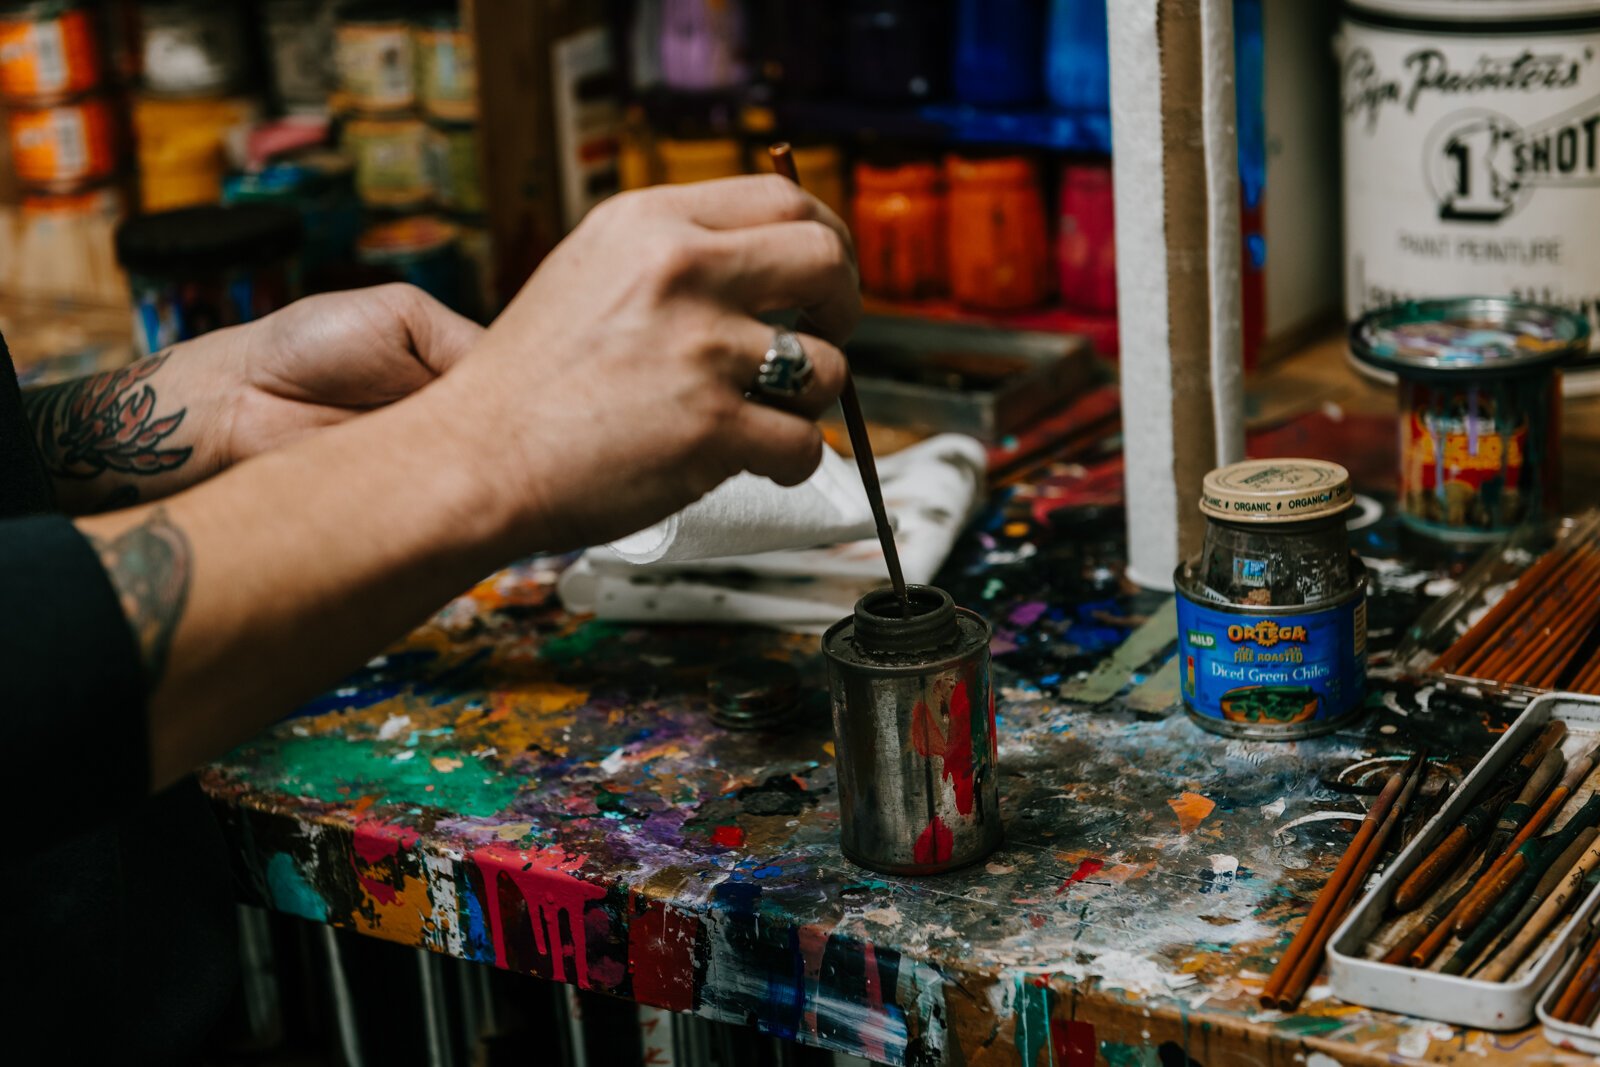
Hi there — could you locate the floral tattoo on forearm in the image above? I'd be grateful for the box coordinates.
[21,353,192,505]
[88,507,192,686]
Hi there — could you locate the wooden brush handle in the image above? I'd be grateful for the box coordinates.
[1393,826,1471,912]
[1555,929,1600,1020]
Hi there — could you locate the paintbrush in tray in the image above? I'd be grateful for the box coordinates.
[1441,794,1600,976]
[1261,752,1426,1010]
[767,142,909,616]
[1390,720,1566,914]
[1553,916,1600,1023]
[1471,826,1600,982]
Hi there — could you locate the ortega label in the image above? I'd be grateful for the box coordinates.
[1177,592,1367,733]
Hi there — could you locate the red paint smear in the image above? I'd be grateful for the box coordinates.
[711,825,745,848]
[472,843,608,988]
[1055,1019,1096,1067]
[861,941,887,1064]
[913,816,953,866]
[352,819,420,863]
[358,874,400,906]
[1056,858,1104,895]
[909,680,978,816]
[628,898,698,1013]
[943,681,975,815]
[798,923,829,1040]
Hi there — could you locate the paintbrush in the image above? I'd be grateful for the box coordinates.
[1441,746,1570,931]
[1391,781,1515,913]
[1554,918,1600,1021]
[1392,723,1564,914]
[1260,762,1412,1007]
[1473,827,1600,982]
[767,142,909,616]
[1491,747,1567,851]
[1276,753,1426,1009]
[1442,794,1600,975]
[1456,791,1600,938]
[1389,784,1520,967]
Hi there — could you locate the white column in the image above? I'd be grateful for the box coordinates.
[1109,0,1246,590]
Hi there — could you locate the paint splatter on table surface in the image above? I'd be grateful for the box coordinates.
[203,472,1576,1066]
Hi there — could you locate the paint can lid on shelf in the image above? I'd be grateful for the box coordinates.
[1200,459,1354,525]
[115,203,302,274]
[356,214,457,261]
[1350,297,1590,381]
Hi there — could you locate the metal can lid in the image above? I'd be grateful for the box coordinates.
[1200,459,1353,523]
[1350,298,1589,380]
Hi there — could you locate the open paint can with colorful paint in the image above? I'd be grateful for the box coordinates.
[823,585,1001,875]
[1175,459,1369,740]
[1351,297,1588,542]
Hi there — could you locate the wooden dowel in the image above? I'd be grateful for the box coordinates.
[1276,757,1425,1009]
[1458,547,1596,678]
[1470,557,1596,681]
[1506,556,1600,685]
[1520,571,1600,687]
[1431,539,1580,673]
[1260,769,1409,1007]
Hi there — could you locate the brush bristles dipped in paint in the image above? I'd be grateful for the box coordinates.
[1260,753,1424,1010]
[768,142,909,616]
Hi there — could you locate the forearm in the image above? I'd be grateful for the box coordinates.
[77,371,517,790]
[22,333,238,514]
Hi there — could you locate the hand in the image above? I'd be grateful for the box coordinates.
[223,284,483,466]
[438,175,860,551]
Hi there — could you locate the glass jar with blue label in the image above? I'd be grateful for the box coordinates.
[1176,459,1368,740]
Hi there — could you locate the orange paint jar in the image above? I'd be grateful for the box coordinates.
[945,154,1050,311]
[852,160,945,301]
[7,92,117,186]
[0,0,102,103]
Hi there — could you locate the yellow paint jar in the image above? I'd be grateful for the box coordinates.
[657,137,743,185]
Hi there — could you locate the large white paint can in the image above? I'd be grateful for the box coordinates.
[1341,0,1600,388]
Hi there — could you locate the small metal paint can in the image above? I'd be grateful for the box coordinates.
[823,585,1001,875]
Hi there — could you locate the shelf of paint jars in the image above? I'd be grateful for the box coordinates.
[634,90,1114,158]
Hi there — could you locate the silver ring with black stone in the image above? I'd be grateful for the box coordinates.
[752,328,815,399]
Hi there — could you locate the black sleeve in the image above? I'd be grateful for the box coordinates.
[1,514,149,831]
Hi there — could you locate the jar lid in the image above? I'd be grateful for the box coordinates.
[1344,1,1600,22]
[854,160,940,191]
[337,1,408,25]
[946,154,1038,185]
[1350,297,1589,380]
[1200,459,1354,523]
[657,138,742,164]
[357,215,457,259]
[116,204,302,274]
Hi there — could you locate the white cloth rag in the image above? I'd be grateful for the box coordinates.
[557,433,986,631]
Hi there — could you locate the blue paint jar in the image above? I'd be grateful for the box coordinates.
[1175,459,1369,739]
[953,0,1044,106]
[1044,0,1108,113]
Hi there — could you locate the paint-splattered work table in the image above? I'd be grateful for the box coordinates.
[202,478,1562,1067]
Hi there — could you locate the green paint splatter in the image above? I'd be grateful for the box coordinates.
[250,736,520,817]
[266,852,327,922]
[539,621,624,663]
[1100,1041,1160,1067]
[1013,976,1052,1067]
[1274,1014,1346,1037]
